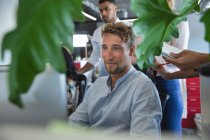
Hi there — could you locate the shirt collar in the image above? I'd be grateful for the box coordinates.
[106,66,135,89]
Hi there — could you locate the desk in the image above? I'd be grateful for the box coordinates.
[0,123,201,140]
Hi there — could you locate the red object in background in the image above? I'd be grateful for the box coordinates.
[182,108,201,128]
[74,61,80,70]
[182,77,201,129]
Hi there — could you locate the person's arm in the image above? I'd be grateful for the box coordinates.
[130,81,162,137]
[77,27,102,74]
[155,21,209,79]
[77,62,94,74]
[164,50,210,71]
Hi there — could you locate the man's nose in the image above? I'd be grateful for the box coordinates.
[106,49,113,58]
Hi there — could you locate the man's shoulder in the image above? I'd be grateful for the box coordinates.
[92,25,104,40]
[130,70,151,83]
[90,76,108,86]
[117,20,132,27]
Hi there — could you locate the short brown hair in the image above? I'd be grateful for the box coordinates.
[102,22,135,47]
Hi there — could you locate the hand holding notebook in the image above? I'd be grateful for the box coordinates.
[155,43,183,73]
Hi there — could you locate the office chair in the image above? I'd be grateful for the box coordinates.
[61,46,87,116]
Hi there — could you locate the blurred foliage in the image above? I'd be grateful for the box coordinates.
[130,0,204,69]
[2,0,210,107]
[2,0,84,107]
[201,8,210,42]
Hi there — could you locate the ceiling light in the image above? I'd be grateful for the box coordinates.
[81,11,97,21]
[121,18,137,22]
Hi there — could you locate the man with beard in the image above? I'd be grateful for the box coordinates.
[69,22,162,137]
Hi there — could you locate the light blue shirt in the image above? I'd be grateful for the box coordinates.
[69,67,162,137]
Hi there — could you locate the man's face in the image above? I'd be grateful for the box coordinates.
[167,0,175,10]
[99,1,117,23]
[102,33,133,75]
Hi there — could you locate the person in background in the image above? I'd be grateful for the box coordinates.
[153,0,190,137]
[77,0,117,76]
[155,50,210,79]
[69,22,162,137]
[77,0,131,76]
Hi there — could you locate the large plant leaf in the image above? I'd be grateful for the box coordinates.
[2,0,84,107]
[131,0,199,69]
[200,8,210,42]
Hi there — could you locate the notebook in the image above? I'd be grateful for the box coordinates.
[155,43,183,73]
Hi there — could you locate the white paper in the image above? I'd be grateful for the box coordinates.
[155,43,183,73]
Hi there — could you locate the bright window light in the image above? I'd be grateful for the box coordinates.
[73,34,88,47]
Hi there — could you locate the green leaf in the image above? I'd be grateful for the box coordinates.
[131,0,199,69]
[200,8,210,42]
[2,0,84,107]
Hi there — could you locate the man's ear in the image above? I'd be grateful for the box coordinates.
[129,45,135,56]
[114,5,117,12]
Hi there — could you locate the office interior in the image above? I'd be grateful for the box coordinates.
[0,0,210,140]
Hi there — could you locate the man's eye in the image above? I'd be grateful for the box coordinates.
[112,47,121,51]
[104,7,109,11]
[102,46,107,51]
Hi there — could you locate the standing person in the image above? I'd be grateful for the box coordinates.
[69,22,162,137]
[154,0,190,137]
[77,0,130,76]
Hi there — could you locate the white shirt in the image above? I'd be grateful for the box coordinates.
[156,20,190,74]
[169,20,190,49]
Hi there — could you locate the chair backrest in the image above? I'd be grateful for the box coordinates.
[61,46,77,79]
[61,46,87,116]
[158,92,170,112]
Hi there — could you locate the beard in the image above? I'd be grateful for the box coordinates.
[105,63,125,74]
[101,16,113,23]
[103,17,109,23]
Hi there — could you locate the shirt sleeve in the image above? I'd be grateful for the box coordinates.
[87,26,103,66]
[130,80,162,137]
[68,89,90,126]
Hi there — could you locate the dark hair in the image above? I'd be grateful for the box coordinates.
[102,22,135,47]
[99,0,116,4]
